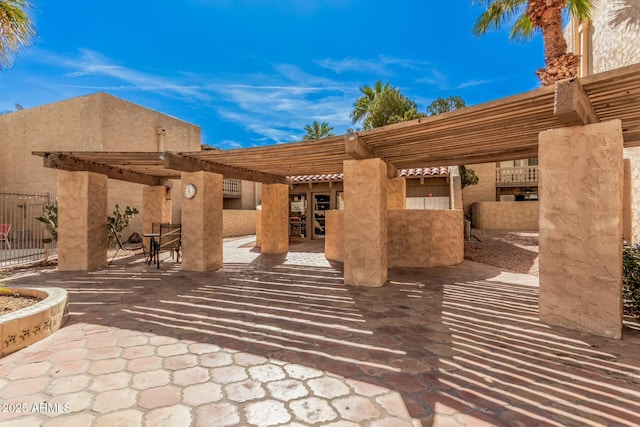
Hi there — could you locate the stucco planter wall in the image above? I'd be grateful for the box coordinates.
[472,201,539,230]
[387,209,464,268]
[1,287,68,357]
[326,209,464,268]
[223,210,257,237]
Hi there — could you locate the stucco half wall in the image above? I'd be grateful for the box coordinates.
[326,209,464,268]
[223,210,257,237]
[472,201,539,231]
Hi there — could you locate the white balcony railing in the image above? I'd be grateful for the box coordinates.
[223,179,242,196]
[496,166,539,185]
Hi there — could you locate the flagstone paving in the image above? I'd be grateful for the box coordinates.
[1,238,640,426]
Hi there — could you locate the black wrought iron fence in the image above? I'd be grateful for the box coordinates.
[0,191,58,269]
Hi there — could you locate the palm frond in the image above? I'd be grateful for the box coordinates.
[509,13,535,41]
[0,0,36,69]
[567,0,595,21]
[472,0,527,37]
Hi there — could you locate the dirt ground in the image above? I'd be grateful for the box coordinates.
[0,294,42,315]
[464,229,539,276]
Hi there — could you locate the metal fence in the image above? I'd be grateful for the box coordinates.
[0,191,58,269]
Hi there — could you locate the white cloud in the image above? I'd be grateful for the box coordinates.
[456,79,492,89]
[317,55,431,75]
[16,49,389,144]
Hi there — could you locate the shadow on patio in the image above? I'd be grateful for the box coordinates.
[2,241,640,426]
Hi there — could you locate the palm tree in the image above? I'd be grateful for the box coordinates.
[0,0,35,69]
[303,121,335,141]
[350,81,393,125]
[472,0,593,85]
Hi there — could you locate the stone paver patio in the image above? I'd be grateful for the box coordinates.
[1,237,639,426]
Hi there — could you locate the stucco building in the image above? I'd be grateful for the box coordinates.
[0,93,261,241]
[464,1,640,236]
[566,0,640,243]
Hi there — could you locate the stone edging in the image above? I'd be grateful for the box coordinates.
[0,287,69,357]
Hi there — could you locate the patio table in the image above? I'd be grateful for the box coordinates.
[143,233,160,268]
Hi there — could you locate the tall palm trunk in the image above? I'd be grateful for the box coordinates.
[528,0,580,85]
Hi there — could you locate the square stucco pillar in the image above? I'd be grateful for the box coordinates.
[539,120,623,339]
[58,171,108,271]
[387,177,406,210]
[623,159,632,244]
[181,171,223,271]
[344,158,388,287]
[261,184,289,254]
[143,186,172,249]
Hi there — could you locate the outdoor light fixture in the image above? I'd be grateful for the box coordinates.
[347,128,355,141]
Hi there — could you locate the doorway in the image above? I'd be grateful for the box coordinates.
[289,194,307,239]
[313,194,330,239]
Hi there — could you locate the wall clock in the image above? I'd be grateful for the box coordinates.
[183,183,197,199]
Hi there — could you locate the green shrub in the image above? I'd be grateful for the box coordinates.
[623,245,640,317]
[35,202,58,243]
[107,205,139,248]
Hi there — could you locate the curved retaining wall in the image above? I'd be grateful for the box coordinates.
[0,287,69,357]
[326,209,464,268]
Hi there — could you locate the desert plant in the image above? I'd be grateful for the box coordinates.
[107,204,139,248]
[35,201,58,243]
[623,245,640,317]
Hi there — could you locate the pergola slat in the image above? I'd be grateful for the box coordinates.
[32,63,640,183]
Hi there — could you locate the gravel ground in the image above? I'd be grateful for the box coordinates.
[464,229,539,276]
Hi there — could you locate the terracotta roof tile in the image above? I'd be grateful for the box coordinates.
[398,167,449,177]
[288,167,448,183]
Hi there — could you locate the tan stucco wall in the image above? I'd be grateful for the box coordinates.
[0,92,201,237]
[325,209,463,268]
[539,120,623,339]
[181,172,223,271]
[343,159,388,287]
[387,210,464,268]
[472,201,539,231]
[57,171,108,271]
[223,210,257,237]
[325,210,344,262]
[567,0,640,243]
[587,0,640,74]
[261,184,289,254]
[387,177,406,210]
[624,159,633,243]
[449,166,463,210]
[462,162,496,215]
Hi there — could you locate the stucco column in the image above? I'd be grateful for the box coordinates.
[142,186,172,250]
[387,177,406,210]
[539,120,623,339]
[343,158,388,287]
[58,171,108,271]
[623,159,632,244]
[181,171,223,271]
[261,184,288,254]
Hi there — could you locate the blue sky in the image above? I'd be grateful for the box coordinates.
[0,0,545,149]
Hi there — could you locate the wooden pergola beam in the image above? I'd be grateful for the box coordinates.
[164,152,289,184]
[554,78,600,126]
[41,153,162,186]
[344,133,398,178]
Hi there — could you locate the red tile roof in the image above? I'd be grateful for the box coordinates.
[398,167,449,177]
[289,167,448,184]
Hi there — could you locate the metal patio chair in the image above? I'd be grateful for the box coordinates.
[0,224,11,250]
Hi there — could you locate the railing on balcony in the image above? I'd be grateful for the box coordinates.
[223,179,242,198]
[496,166,539,185]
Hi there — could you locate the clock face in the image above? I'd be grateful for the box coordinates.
[183,183,197,199]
